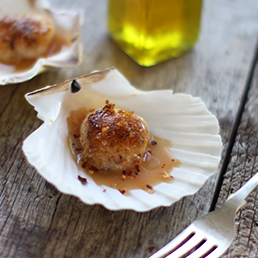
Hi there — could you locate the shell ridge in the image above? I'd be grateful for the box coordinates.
[22,68,223,212]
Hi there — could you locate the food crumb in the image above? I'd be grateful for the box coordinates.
[146,184,154,194]
[147,189,154,194]
[111,183,117,188]
[148,246,155,252]
[162,172,171,179]
[88,169,94,175]
[103,189,106,192]
[146,185,154,194]
[121,175,127,180]
[78,175,87,185]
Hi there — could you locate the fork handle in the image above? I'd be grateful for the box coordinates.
[225,172,258,211]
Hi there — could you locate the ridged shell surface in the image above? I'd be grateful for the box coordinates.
[22,68,222,212]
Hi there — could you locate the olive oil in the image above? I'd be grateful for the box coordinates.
[108,0,202,66]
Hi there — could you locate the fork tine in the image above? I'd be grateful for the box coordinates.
[185,240,218,258]
[149,226,195,258]
[203,245,229,258]
[165,231,206,258]
[150,225,204,258]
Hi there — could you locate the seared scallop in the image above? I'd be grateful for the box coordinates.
[80,103,150,171]
[0,13,55,64]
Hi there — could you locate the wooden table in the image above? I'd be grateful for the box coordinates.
[1,0,258,257]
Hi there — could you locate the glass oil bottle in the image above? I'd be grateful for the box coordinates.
[108,0,203,66]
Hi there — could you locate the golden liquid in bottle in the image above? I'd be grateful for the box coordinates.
[108,0,202,66]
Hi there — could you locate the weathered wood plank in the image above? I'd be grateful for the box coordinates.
[0,0,258,257]
[218,63,258,257]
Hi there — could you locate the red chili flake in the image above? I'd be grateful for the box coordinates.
[146,184,153,190]
[89,166,99,172]
[18,137,23,143]
[151,141,157,146]
[147,150,152,153]
[78,175,87,185]
[122,170,133,176]
[82,161,87,168]
[148,246,155,252]
[75,147,83,151]
[73,134,80,138]
[119,189,126,195]
[103,189,107,192]
[170,176,174,179]
[171,159,175,162]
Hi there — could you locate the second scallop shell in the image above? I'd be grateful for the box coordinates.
[0,0,82,85]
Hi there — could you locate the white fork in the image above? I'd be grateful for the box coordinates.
[150,172,258,258]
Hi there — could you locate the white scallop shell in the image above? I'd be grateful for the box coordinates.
[22,68,222,212]
[0,0,82,85]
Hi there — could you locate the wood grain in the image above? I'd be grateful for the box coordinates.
[0,0,258,257]
[218,63,258,258]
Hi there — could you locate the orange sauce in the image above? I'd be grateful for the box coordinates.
[0,34,70,74]
[67,107,180,194]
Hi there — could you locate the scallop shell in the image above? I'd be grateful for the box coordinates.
[0,0,82,85]
[22,68,222,212]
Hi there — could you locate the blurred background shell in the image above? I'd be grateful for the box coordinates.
[0,0,82,85]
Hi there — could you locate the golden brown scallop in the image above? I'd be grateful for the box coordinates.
[80,103,150,172]
[0,13,55,64]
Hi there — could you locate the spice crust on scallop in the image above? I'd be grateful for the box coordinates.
[80,103,150,172]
